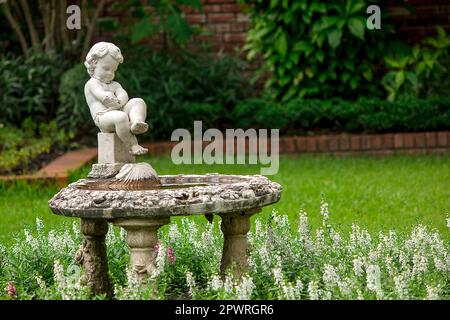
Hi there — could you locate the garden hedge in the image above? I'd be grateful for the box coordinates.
[233,97,450,135]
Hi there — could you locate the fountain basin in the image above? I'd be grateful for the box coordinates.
[48,173,282,219]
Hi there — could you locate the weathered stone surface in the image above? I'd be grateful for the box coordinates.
[98,133,135,164]
[114,218,170,284]
[88,163,125,178]
[75,219,113,298]
[48,174,282,219]
[220,209,259,278]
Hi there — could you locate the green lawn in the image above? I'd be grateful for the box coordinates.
[0,155,449,244]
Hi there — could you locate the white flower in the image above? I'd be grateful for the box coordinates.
[393,273,408,299]
[223,275,234,294]
[168,224,180,242]
[353,256,365,277]
[235,276,254,300]
[151,242,166,279]
[307,281,319,300]
[123,267,141,300]
[338,278,352,297]
[331,230,342,250]
[295,278,303,296]
[297,210,309,239]
[35,275,46,290]
[320,201,329,225]
[186,271,196,298]
[53,260,65,290]
[72,221,80,239]
[315,228,325,252]
[412,253,428,276]
[322,264,339,289]
[120,227,127,241]
[272,211,289,230]
[36,218,44,233]
[366,264,383,299]
[258,245,270,269]
[272,266,284,285]
[209,275,223,291]
[425,285,440,300]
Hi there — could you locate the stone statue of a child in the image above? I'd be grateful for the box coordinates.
[84,42,148,155]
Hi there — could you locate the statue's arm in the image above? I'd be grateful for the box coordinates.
[114,83,129,107]
[88,81,114,102]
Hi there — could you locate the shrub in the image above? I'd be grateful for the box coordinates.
[0,118,71,174]
[382,27,450,101]
[241,0,391,101]
[57,64,92,137]
[0,53,63,126]
[233,97,450,134]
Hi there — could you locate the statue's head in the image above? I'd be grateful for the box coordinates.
[84,42,123,83]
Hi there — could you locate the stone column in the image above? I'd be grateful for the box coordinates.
[75,218,113,298]
[219,208,261,278]
[114,218,170,283]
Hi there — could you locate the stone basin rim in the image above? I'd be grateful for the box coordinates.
[48,173,282,219]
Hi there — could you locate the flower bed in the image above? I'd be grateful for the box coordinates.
[1,203,447,300]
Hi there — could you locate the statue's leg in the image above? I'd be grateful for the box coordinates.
[124,98,148,134]
[98,110,138,148]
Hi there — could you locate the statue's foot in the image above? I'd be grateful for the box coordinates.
[130,144,148,155]
[130,121,148,135]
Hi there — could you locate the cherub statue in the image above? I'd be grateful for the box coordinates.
[84,42,148,155]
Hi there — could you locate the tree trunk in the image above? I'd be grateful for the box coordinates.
[81,0,107,61]
[1,2,29,58]
[19,0,41,52]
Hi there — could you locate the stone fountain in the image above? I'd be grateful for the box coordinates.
[48,42,282,298]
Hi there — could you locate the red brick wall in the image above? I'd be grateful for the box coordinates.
[387,0,450,43]
[184,0,250,53]
[177,0,450,53]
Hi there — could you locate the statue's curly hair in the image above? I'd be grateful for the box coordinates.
[84,42,123,76]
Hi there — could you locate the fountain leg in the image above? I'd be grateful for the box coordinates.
[75,218,113,298]
[114,218,170,283]
[219,208,261,278]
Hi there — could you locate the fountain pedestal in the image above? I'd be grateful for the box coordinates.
[219,208,260,278]
[75,218,114,298]
[49,174,282,297]
[114,218,170,283]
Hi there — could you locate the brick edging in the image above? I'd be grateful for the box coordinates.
[1,132,447,185]
[143,131,450,156]
[0,148,97,185]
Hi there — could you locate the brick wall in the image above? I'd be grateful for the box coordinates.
[142,131,450,157]
[183,0,249,53]
[387,0,450,43]
[176,0,450,52]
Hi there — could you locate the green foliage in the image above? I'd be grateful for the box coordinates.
[0,53,63,126]
[242,0,391,101]
[57,64,92,136]
[382,27,450,101]
[58,47,248,140]
[114,0,203,47]
[0,119,71,174]
[233,97,450,134]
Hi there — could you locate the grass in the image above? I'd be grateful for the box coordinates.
[0,155,448,244]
